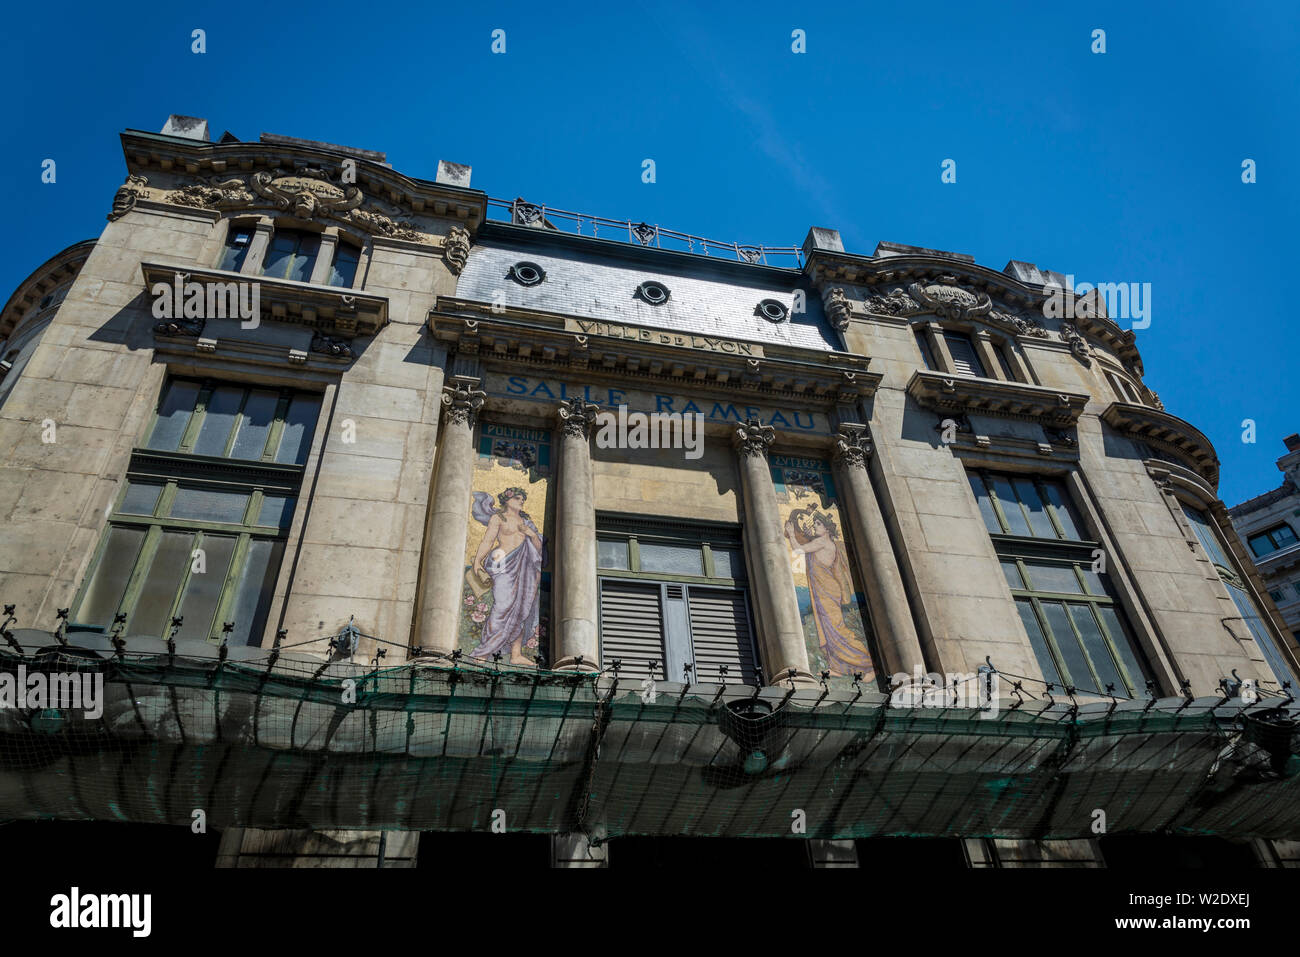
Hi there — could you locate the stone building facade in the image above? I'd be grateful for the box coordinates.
[1229,434,1300,646]
[2,116,1298,869]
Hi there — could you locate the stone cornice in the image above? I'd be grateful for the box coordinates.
[121,131,487,230]
[1103,401,1220,489]
[429,300,880,405]
[1,239,97,340]
[1144,459,1218,510]
[804,251,1041,309]
[905,370,1091,428]
[141,262,387,337]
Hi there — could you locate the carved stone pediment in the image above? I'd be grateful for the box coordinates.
[167,176,256,210]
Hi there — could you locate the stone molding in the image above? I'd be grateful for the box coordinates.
[1105,402,1220,489]
[905,369,1090,429]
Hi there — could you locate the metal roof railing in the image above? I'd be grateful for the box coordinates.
[487,197,805,268]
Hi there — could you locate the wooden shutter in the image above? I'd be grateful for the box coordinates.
[687,587,758,685]
[944,333,985,377]
[599,579,666,679]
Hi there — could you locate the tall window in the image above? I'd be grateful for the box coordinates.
[969,470,1148,696]
[596,518,758,685]
[71,378,322,645]
[219,225,254,272]
[943,332,986,377]
[1247,523,1299,558]
[261,229,321,282]
[329,241,360,288]
[1182,505,1295,686]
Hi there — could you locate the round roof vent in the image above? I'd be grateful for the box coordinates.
[635,280,670,305]
[508,261,546,286]
[756,299,788,322]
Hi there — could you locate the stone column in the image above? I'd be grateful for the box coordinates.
[552,398,601,672]
[733,419,815,687]
[411,377,484,658]
[832,424,926,677]
[308,228,339,286]
[240,217,275,276]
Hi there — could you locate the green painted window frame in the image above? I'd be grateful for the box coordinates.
[70,376,320,644]
[594,521,746,587]
[1248,523,1299,558]
[261,228,321,282]
[972,469,1148,697]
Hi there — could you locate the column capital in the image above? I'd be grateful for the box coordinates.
[441,377,486,428]
[833,423,874,469]
[733,418,776,459]
[556,397,602,440]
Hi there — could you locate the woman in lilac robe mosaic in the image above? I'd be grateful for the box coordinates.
[470,487,544,664]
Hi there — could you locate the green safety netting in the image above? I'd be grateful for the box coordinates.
[2,637,1299,840]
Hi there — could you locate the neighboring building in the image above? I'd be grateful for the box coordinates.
[1,115,1299,870]
[1229,434,1300,648]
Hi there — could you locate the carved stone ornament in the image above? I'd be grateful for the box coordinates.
[348,206,426,243]
[824,287,852,331]
[310,331,354,359]
[863,286,922,316]
[1059,322,1092,365]
[833,425,873,469]
[107,174,149,221]
[556,397,602,440]
[986,308,1049,338]
[906,278,993,322]
[166,175,255,210]
[442,225,471,274]
[733,419,776,459]
[251,169,363,220]
[441,380,486,427]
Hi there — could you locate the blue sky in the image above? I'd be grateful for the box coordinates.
[2,0,1296,504]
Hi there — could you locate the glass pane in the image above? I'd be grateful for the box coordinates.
[1226,583,1295,685]
[175,534,237,640]
[969,473,1001,534]
[638,542,702,576]
[145,380,200,451]
[229,389,279,460]
[1096,606,1147,694]
[597,539,628,570]
[257,494,296,530]
[1250,535,1272,558]
[995,345,1016,381]
[1013,478,1054,538]
[1022,561,1084,594]
[1182,505,1231,567]
[74,526,146,627]
[1000,560,1024,590]
[226,539,283,646]
[1275,525,1298,547]
[1068,604,1126,696]
[275,393,322,465]
[1041,601,1095,692]
[990,476,1032,536]
[129,530,193,638]
[711,547,742,580]
[219,228,252,272]
[193,386,245,457]
[1016,599,1062,688]
[1041,482,1082,540]
[330,246,359,287]
[118,480,163,516]
[171,486,249,523]
[914,330,936,370]
[1079,565,1107,595]
[262,235,295,278]
[287,233,320,282]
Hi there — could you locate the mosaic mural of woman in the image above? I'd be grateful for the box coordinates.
[783,507,875,676]
[469,487,544,664]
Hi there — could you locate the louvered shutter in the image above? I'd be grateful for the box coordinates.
[599,579,666,679]
[686,587,758,685]
[943,333,985,378]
